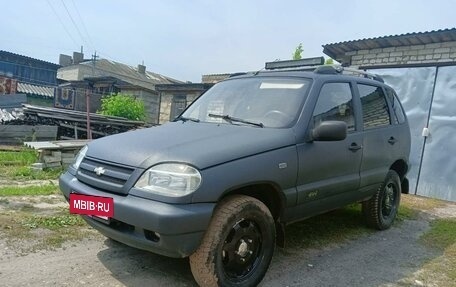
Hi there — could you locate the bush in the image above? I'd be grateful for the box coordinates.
[99,94,146,121]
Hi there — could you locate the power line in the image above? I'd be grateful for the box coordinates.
[46,0,79,48]
[60,0,87,48]
[70,0,95,51]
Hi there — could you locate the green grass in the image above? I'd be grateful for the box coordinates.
[421,218,456,250]
[0,184,59,196]
[403,218,456,285]
[0,150,37,165]
[0,149,64,180]
[22,214,86,230]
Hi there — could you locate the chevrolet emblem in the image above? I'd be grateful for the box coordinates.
[94,166,106,176]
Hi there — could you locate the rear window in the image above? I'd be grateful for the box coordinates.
[358,84,391,130]
[386,88,406,124]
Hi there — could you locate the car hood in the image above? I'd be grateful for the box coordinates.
[85,122,296,169]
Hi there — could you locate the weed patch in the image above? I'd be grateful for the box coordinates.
[0,184,59,196]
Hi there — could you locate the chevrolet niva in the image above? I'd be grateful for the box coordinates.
[60,62,411,287]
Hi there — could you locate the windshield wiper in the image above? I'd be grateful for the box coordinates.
[174,116,200,123]
[208,113,264,128]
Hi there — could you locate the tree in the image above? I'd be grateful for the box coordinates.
[99,93,146,121]
[292,43,303,60]
[325,58,334,65]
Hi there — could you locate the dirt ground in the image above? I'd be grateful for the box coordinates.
[0,194,455,287]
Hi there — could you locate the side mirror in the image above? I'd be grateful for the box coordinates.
[312,121,347,141]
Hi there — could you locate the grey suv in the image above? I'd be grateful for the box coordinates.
[60,63,411,287]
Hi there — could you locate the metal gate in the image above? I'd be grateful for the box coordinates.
[372,66,455,201]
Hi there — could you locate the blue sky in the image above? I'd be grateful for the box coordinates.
[2,0,456,82]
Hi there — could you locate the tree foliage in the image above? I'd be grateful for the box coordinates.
[292,43,304,60]
[325,58,334,65]
[99,93,146,121]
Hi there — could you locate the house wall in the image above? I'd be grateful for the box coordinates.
[158,91,202,124]
[346,41,456,67]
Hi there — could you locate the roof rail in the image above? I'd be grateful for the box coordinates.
[314,65,384,83]
[265,57,325,70]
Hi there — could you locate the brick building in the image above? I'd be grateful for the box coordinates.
[323,28,456,202]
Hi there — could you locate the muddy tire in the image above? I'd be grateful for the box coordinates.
[190,195,275,287]
[362,170,401,230]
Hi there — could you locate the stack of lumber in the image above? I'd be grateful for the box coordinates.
[3,104,145,140]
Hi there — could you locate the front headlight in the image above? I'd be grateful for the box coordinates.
[134,163,202,197]
[72,145,88,170]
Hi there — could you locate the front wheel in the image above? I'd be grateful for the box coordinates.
[190,195,276,287]
[362,170,401,230]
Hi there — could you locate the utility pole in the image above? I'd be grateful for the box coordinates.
[86,51,97,140]
[91,51,98,76]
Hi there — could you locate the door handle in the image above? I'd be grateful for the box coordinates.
[388,137,397,145]
[348,143,362,151]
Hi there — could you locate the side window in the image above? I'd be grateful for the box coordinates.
[386,88,406,124]
[358,84,391,130]
[313,82,355,132]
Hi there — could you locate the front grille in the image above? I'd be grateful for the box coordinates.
[76,157,138,195]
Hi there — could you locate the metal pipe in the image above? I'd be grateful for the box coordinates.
[85,88,92,139]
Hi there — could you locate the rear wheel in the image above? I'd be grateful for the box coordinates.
[362,170,401,230]
[190,195,275,287]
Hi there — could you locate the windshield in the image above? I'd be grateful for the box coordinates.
[182,77,311,128]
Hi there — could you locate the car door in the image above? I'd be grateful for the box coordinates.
[356,83,395,190]
[296,81,363,215]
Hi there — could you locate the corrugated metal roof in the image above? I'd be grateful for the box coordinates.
[71,59,182,90]
[0,50,60,67]
[322,28,456,59]
[17,82,55,98]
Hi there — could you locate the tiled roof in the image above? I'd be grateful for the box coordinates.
[323,28,456,59]
[17,82,54,98]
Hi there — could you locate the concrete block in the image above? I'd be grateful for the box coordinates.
[43,156,61,164]
[425,43,442,49]
[61,152,76,158]
[435,48,450,54]
[31,163,45,169]
[390,51,403,57]
[51,151,62,158]
[433,54,442,59]
[45,162,62,169]
[345,51,357,56]
[383,47,396,52]
[441,53,450,59]
[395,46,412,52]
[404,50,418,56]
[426,55,433,60]
[450,53,456,58]
[410,45,425,50]
[441,41,456,48]
[418,55,426,60]
[418,49,434,55]
[357,50,369,55]
[352,55,364,60]
[370,48,382,54]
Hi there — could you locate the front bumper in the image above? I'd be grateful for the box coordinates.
[59,172,215,258]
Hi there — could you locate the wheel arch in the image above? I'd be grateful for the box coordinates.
[219,182,286,222]
[389,159,409,194]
